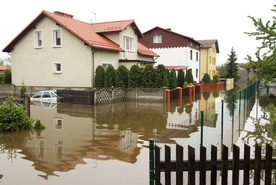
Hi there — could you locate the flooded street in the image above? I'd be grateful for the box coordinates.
[0,84,275,185]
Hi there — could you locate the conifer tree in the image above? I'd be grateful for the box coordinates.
[142,65,156,88]
[185,69,194,84]
[168,69,177,89]
[95,65,105,87]
[156,64,168,88]
[104,65,116,87]
[115,65,129,87]
[225,47,240,82]
[177,69,185,87]
[245,5,276,85]
[128,65,142,88]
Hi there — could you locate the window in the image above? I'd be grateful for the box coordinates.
[34,31,43,48]
[123,36,134,51]
[196,52,199,62]
[190,50,193,60]
[53,29,61,47]
[53,62,62,73]
[196,69,198,78]
[153,35,162,43]
[54,118,63,130]
[102,63,112,70]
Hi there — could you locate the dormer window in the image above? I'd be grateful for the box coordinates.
[123,36,134,51]
[34,30,43,48]
[53,29,62,47]
[153,35,162,43]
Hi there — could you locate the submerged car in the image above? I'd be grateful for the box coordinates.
[30,90,58,103]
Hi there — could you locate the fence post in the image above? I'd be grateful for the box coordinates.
[200,111,204,146]
[149,138,155,185]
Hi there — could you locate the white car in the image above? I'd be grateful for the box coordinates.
[30,90,58,103]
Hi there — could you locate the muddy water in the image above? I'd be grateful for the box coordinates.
[0,86,274,185]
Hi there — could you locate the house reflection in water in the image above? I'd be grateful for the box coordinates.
[21,101,168,178]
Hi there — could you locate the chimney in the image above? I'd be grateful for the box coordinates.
[166,28,171,31]
[54,11,74,18]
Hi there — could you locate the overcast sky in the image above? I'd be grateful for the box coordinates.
[1,0,275,65]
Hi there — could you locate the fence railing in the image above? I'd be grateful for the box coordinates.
[150,140,276,185]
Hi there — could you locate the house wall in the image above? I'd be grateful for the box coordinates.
[11,17,93,87]
[199,44,217,81]
[152,47,200,82]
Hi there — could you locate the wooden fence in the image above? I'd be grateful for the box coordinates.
[149,140,276,185]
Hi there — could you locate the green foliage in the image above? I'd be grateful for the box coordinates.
[183,82,189,88]
[225,47,240,82]
[95,65,105,87]
[0,70,11,84]
[155,64,168,88]
[202,73,212,83]
[185,69,194,84]
[168,69,177,90]
[20,82,26,99]
[177,69,185,87]
[33,119,46,130]
[216,64,227,77]
[0,98,34,132]
[115,65,129,87]
[128,65,142,88]
[104,65,116,87]
[142,65,156,88]
[245,5,276,85]
[212,74,220,83]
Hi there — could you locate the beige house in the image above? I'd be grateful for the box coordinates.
[196,40,219,81]
[2,10,158,87]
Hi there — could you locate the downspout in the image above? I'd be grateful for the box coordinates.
[91,48,99,88]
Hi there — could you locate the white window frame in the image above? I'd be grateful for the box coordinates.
[102,62,113,70]
[34,30,43,48]
[53,29,62,47]
[123,35,134,51]
[53,62,62,74]
[153,35,162,43]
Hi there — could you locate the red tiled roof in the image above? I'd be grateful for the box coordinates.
[137,43,159,57]
[0,66,11,71]
[3,10,155,57]
[164,66,188,70]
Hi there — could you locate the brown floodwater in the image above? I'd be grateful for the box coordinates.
[0,86,274,185]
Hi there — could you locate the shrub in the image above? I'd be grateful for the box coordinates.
[1,70,11,84]
[212,74,220,83]
[142,65,156,88]
[104,65,116,87]
[202,73,212,83]
[156,64,168,88]
[168,69,177,90]
[95,65,105,87]
[0,98,34,132]
[177,69,185,87]
[33,119,46,130]
[115,65,129,87]
[128,65,142,88]
[20,82,26,99]
[185,69,194,84]
[183,82,189,88]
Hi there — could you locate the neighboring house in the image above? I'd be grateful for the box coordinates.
[196,39,219,81]
[139,27,201,82]
[2,10,158,87]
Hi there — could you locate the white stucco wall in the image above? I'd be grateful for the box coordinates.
[152,47,199,82]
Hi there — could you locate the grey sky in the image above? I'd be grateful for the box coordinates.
[1,0,275,65]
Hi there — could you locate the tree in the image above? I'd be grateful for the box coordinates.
[115,65,129,87]
[202,73,211,83]
[168,69,177,90]
[128,65,142,88]
[0,70,11,84]
[212,74,220,83]
[142,65,156,88]
[156,64,168,88]
[216,64,228,77]
[245,5,276,85]
[225,47,240,82]
[177,69,185,87]
[104,65,116,87]
[185,69,194,84]
[95,65,105,87]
